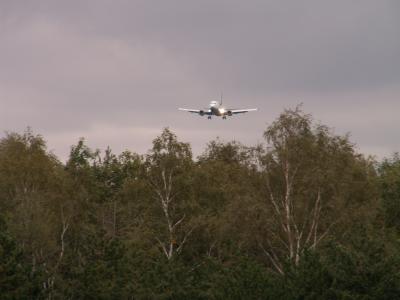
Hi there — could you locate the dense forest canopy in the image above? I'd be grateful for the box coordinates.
[1,107,400,299]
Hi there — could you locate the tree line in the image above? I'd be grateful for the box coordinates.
[1,107,400,299]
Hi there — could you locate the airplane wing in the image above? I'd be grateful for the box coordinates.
[178,108,201,113]
[229,108,258,115]
[178,108,211,115]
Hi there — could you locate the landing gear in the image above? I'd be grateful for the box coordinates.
[208,116,212,120]
[223,116,227,120]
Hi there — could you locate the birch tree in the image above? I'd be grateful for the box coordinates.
[258,107,376,273]
[145,128,195,259]
[0,130,67,297]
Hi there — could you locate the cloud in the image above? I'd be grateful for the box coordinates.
[0,1,399,160]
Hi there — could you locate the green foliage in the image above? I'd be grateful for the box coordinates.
[379,153,400,230]
[277,226,400,300]
[207,258,282,300]
[0,109,398,299]
[60,231,133,299]
[0,215,41,299]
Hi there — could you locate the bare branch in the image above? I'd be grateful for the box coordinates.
[259,242,284,275]
[172,214,186,231]
[304,189,321,247]
[265,228,290,251]
[312,220,338,249]
[176,227,194,254]
[156,237,169,258]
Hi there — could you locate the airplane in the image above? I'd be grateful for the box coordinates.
[178,96,257,119]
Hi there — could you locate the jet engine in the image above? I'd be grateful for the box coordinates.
[199,110,205,116]
[227,110,233,116]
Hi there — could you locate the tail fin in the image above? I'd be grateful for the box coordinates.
[220,91,223,106]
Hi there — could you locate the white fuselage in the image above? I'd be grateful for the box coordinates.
[209,101,225,116]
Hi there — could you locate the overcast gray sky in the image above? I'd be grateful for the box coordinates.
[1,0,399,160]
